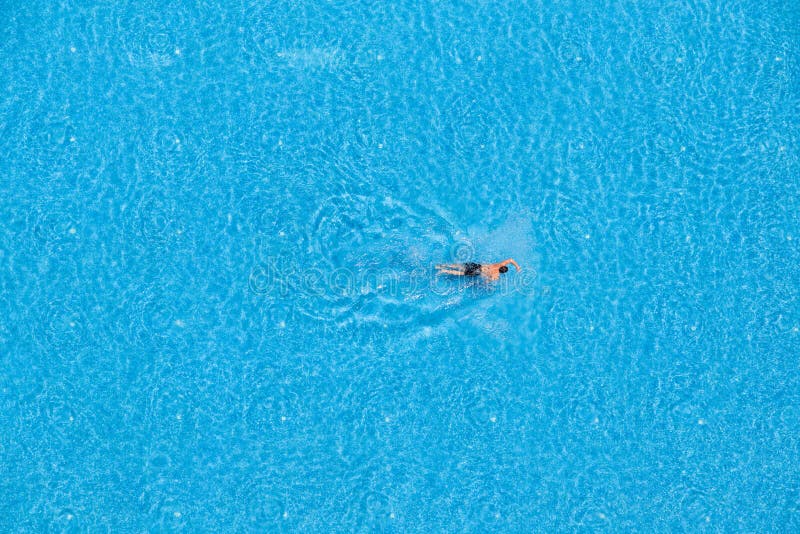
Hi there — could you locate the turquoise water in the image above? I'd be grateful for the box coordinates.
[2,0,799,531]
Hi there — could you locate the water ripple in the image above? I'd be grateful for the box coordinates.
[260,193,462,326]
[33,299,87,359]
[115,7,185,68]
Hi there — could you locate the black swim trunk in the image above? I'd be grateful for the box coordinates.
[463,262,482,276]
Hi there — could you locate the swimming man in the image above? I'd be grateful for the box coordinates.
[436,258,521,281]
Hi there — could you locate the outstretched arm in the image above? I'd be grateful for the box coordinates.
[502,258,521,271]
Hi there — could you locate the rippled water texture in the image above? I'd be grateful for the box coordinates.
[1,0,799,531]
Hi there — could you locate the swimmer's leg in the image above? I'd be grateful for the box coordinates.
[437,268,465,276]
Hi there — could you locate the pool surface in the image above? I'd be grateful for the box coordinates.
[2,0,799,531]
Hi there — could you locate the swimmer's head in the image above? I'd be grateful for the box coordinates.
[499,265,509,274]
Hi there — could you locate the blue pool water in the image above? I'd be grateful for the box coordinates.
[2,0,799,531]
